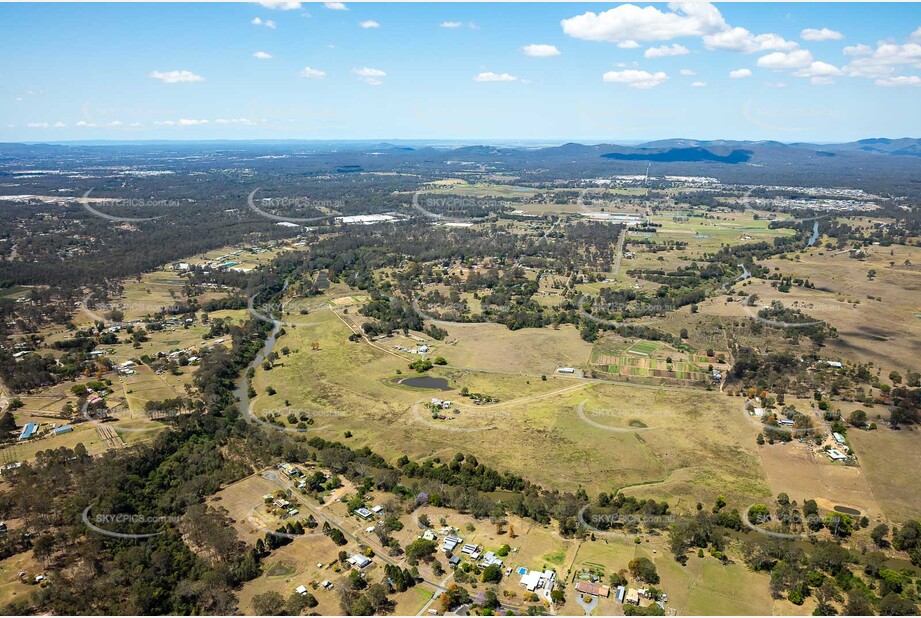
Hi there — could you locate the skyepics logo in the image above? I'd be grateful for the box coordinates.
[80,189,169,223]
[79,295,166,328]
[573,400,656,432]
[576,295,672,329]
[410,192,507,224]
[247,188,342,224]
[244,404,346,435]
[410,399,511,433]
[82,505,180,540]
[80,399,165,435]
[576,505,675,538]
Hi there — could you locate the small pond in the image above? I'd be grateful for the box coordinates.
[399,376,451,390]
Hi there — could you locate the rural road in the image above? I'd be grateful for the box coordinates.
[261,470,451,600]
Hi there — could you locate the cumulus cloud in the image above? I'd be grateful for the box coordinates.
[474,72,519,82]
[440,21,462,28]
[912,27,921,42]
[875,75,921,87]
[561,3,726,44]
[522,44,561,57]
[618,40,640,49]
[324,2,347,10]
[252,17,277,29]
[258,1,300,9]
[298,66,326,79]
[679,68,696,76]
[793,61,842,80]
[801,27,844,41]
[602,69,668,88]
[253,51,273,59]
[843,41,921,78]
[729,68,752,79]
[352,66,386,85]
[360,20,380,29]
[644,43,689,58]
[690,81,707,87]
[757,49,814,70]
[703,27,797,53]
[149,70,204,83]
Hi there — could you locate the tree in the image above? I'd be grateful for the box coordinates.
[848,409,868,427]
[550,589,565,605]
[628,557,660,584]
[252,591,286,615]
[405,538,437,562]
[0,411,17,433]
[871,523,890,548]
[481,564,503,583]
[879,593,918,616]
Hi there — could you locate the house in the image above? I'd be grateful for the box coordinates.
[625,588,640,605]
[371,505,384,514]
[479,551,503,568]
[295,585,308,595]
[354,507,373,520]
[557,367,575,374]
[348,554,371,569]
[575,581,611,598]
[442,535,462,552]
[519,569,556,596]
[18,423,37,441]
[753,407,765,418]
[833,432,846,445]
[779,419,795,427]
[825,361,844,369]
[422,529,437,541]
[461,543,479,555]
[828,449,847,461]
[448,555,461,568]
[321,580,333,590]
[615,586,626,603]
[53,425,73,436]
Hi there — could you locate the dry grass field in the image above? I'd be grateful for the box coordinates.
[251,302,771,508]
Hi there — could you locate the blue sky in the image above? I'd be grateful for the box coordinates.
[1,2,919,143]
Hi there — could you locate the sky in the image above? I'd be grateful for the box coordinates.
[1,1,919,143]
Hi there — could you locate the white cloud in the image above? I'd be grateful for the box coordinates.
[765,81,788,88]
[793,61,842,79]
[644,43,689,58]
[360,20,380,29]
[149,70,204,83]
[757,49,814,70]
[473,72,519,82]
[324,2,347,10]
[602,69,668,88]
[253,51,273,59]
[76,120,96,128]
[729,68,752,79]
[679,68,696,76]
[258,1,300,9]
[703,27,797,53]
[53,122,66,128]
[690,81,707,87]
[801,28,844,41]
[298,66,326,79]
[810,77,835,86]
[215,118,256,125]
[440,21,462,28]
[353,67,386,85]
[912,27,921,42]
[843,41,921,78]
[522,44,561,57]
[251,17,277,29]
[27,122,49,128]
[618,40,640,49]
[875,75,921,87]
[154,118,209,127]
[561,3,727,44]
